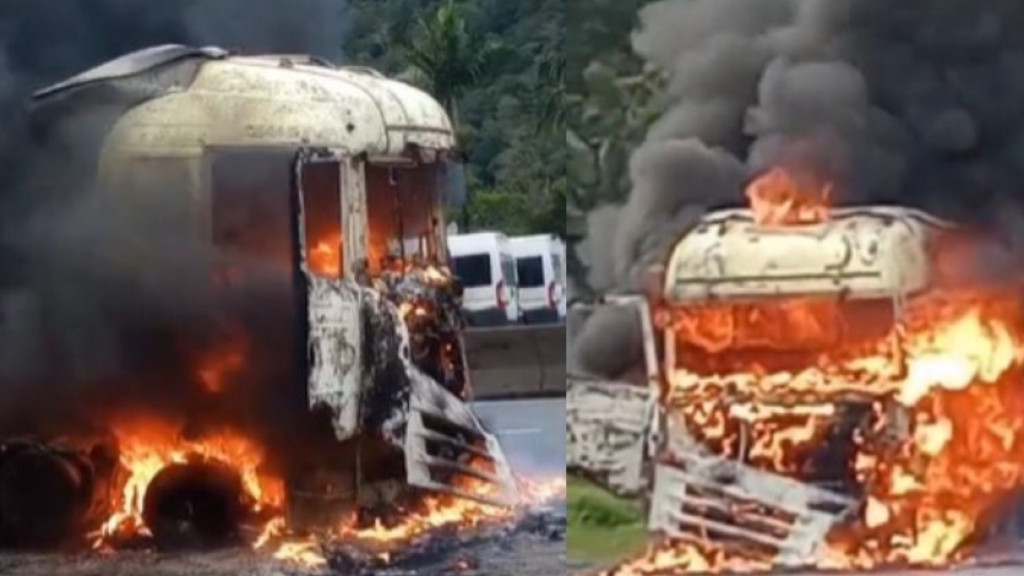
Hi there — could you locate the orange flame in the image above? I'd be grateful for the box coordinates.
[197,346,246,394]
[341,475,564,543]
[341,456,515,544]
[745,167,831,226]
[94,416,283,547]
[258,476,565,567]
[272,539,329,568]
[309,233,341,278]
[613,287,1024,573]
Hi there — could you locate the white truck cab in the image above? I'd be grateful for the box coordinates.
[448,232,520,326]
[569,204,963,568]
[33,45,520,529]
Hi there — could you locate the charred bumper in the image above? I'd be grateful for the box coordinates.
[307,280,519,509]
[649,454,856,567]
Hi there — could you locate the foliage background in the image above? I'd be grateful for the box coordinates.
[343,0,566,238]
[564,0,661,292]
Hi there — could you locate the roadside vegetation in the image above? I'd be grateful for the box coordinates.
[343,0,565,238]
[566,0,659,285]
[567,474,648,564]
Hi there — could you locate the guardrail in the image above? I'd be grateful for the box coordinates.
[463,323,566,399]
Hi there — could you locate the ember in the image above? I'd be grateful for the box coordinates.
[378,261,467,395]
[345,475,563,544]
[273,538,328,568]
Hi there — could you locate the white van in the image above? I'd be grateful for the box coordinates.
[509,234,566,324]
[447,232,520,326]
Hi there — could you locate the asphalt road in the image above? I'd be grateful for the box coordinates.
[473,397,566,480]
[0,397,569,576]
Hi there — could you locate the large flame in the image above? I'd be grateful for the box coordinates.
[609,167,1024,574]
[94,416,283,547]
[612,289,1024,574]
[257,476,566,568]
[745,167,831,226]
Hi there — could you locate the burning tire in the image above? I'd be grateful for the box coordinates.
[141,460,247,550]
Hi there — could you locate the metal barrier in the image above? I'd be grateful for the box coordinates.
[463,323,566,398]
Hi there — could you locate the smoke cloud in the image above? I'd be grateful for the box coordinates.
[0,1,345,446]
[0,0,346,223]
[576,0,1024,377]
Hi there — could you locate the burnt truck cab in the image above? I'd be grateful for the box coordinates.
[33,45,518,524]
[647,205,955,564]
[567,202,965,566]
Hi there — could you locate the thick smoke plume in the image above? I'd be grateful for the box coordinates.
[576,0,1024,377]
[0,0,345,227]
[0,2,345,447]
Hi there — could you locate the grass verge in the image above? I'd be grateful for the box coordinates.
[567,474,648,564]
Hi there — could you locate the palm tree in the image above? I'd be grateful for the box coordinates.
[401,0,491,128]
[534,26,566,136]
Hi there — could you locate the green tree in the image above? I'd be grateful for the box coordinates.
[565,0,662,288]
[344,0,565,239]
[400,0,493,127]
[537,55,566,135]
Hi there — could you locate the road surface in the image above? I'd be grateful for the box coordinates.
[474,397,566,479]
[0,397,568,576]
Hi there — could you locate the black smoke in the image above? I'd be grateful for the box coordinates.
[576,0,1024,376]
[0,0,346,228]
[0,2,345,445]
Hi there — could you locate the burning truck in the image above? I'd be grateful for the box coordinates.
[568,166,1024,573]
[0,45,521,554]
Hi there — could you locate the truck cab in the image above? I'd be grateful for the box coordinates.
[566,169,1020,567]
[648,203,956,563]
[34,45,519,526]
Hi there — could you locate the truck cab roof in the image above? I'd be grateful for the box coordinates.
[664,206,954,304]
[36,44,456,163]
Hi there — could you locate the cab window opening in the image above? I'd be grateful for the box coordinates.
[366,163,444,275]
[300,160,343,279]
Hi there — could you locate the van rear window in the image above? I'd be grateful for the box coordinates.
[516,256,545,287]
[452,254,492,287]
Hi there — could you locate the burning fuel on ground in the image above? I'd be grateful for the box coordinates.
[0,256,563,565]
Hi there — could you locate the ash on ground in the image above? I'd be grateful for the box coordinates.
[0,506,566,576]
